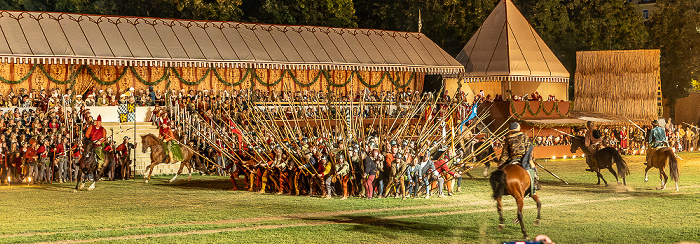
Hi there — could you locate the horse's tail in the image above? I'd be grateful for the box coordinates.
[668,150,679,182]
[612,151,630,176]
[489,169,507,200]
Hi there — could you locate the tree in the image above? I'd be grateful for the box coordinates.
[1,0,244,21]
[648,0,700,118]
[354,0,497,55]
[240,0,357,28]
[568,0,648,51]
[515,0,578,98]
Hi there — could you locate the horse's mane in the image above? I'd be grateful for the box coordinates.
[142,133,162,143]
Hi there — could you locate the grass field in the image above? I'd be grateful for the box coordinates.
[1,153,699,244]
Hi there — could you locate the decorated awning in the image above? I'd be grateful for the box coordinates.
[523,111,651,128]
[463,76,568,83]
[0,11,464,75]
[521,118,588,128]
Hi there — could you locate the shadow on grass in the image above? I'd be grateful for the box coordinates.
[295,214,461,239]
[542,179,693,198]
[152,179,232,190]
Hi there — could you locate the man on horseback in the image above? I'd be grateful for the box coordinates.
[84,115,108,168]
[646,119,669,167]
[648,119,669,149]
[498,122,539,191]
[584,121,603,172]
[159,117,183,165]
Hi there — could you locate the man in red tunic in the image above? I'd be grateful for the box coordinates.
[115,136,135,179]
[84,115,107,166]
[230,120,243,149]
[22,140,38,184]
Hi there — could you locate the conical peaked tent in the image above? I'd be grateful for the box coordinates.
[454,0,569,100]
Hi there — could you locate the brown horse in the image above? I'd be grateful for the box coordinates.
[570,136,629,186]
[74,138,102,192]
[118,153,133,180]
[489,164,541,239]
[140,133,200,183]
[644,147,679,191]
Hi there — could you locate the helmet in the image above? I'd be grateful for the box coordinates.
[369,142,378,150]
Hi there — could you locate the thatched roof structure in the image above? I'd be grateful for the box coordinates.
[573,49,660,120]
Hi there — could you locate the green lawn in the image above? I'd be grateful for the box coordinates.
[1,153,699,243]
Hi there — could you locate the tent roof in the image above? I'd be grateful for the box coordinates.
[455,0,569,80]
[0,11,463,74]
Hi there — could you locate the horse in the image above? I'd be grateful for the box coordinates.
[489,164,542,239]
[74,138,101,192]
[140,133,203,183]
[644,147,679,191]
[98,143,119,181]
[118,152,133,180]
[570,136,629,186]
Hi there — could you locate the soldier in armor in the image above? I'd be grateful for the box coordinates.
[349,148,364,197]
[320,155,334,199]
[273,146,290,195]
[334,154,350,199]
[297,149,317,196]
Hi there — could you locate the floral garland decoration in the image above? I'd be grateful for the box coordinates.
[130,67,171,86]
[86,66,128,86]
[38,64,84,85]
[171,67,209,86]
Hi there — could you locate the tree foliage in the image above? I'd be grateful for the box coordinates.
[647,0,700,116]
[2,0,244,21]
[354,0,496,55]
[240,0,357,27]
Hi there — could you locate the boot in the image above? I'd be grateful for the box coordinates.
[161,155,170,165]
[456,186,462,192]
[534,176,541,191]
